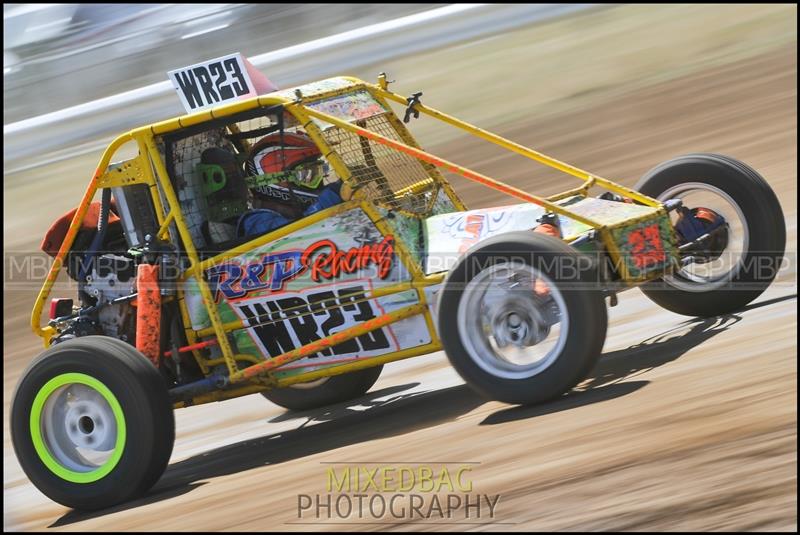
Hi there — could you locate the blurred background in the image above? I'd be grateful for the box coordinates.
[4,4,797,531]
[3,4,444,121]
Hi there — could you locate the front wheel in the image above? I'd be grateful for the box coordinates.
[437,232,607,405]
[635,153,786,317]
[11,336,175,510]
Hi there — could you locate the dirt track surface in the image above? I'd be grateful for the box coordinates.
[3,45,797,530]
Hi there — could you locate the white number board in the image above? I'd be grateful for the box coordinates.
[168,53,256,114]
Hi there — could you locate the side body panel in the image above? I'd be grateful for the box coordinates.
[183,206,432,378]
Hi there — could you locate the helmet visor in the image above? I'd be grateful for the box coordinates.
[288,160,329,189]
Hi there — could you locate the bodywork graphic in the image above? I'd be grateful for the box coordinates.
[183,207,428,376]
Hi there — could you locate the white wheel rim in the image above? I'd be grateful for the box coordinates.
[658,182,749,292]
[41,383,118,472]
[457,261,569,380]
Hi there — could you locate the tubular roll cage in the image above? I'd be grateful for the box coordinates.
[31,75,666,407]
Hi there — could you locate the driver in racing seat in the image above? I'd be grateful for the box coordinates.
[237,132,348,237]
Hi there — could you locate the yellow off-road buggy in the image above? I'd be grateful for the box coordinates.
[11,73,785,510]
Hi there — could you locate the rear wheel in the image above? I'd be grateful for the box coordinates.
[635,153,785,317]
[261,365,383,411]
[11,336,174,510]
[437,232,607,405]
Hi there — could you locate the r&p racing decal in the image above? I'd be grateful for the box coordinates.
[207,235,395,302]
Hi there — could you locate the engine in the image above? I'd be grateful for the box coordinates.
[83,254,137,341]
[43,182,159,344]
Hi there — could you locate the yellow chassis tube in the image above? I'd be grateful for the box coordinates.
[30,76,677,410]
[31,133,135,343]
[292,103,606,230]
[370,79,660,207]
[174,341,441,408]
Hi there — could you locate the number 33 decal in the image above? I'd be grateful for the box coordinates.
[627,223,666,269]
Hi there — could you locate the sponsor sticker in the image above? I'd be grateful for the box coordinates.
[627,222,667,270]
[234,283,397,361]
[206,235,395,302]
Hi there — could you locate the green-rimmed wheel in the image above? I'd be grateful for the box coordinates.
[11,336,174,510]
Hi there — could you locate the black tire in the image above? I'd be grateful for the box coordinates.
[437,232,607,405]
[261,365,383,411]
[10,336,175,510]
[635,153,786,317]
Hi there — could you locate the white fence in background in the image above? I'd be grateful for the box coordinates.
[4,4,594,171]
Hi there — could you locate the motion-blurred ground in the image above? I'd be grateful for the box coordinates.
[4,4,797,531]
